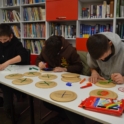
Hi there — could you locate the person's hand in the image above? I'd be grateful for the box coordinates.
[53,67,67,72]
[89,70,105,84]
[38,62,47,69]
[0,61,9,70]
[111,73,124,84]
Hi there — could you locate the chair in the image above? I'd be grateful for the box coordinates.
[77,51,91,76]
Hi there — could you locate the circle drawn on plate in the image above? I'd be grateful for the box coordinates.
[97,90,109,96]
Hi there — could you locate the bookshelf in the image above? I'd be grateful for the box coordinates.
[76,0,124,51]
[0,0,122,64]
[77,0,124,40]
[46,0,78,46]
[116,0,124,39]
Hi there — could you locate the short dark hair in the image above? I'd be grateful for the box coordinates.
[0,24,13,37]
[45,35,62,58]
[86,34,110,59]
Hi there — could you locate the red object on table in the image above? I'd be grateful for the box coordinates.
[80,82,92,88]
[78,96,124,116]
[80,78,86,84]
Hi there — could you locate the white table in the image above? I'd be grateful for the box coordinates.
[0,65,124,124]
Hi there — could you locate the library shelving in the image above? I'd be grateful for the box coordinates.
[46,0,78,46]
[0,0,122,64]
[76,0,118,50]
[46,0,120,49]
[116,0,124,39]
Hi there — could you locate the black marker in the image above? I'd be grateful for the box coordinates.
[97,105,106,108]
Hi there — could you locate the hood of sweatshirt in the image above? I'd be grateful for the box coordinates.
[61,36,71,52]
[99,32,121,56]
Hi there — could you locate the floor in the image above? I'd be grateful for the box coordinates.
[0,94,101,124]
[0,96,70,124]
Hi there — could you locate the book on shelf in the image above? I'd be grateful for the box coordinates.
[106,4,110,18]
[23,23,45,38]
[22,0,45,4]
[2,10,20,22]
[4,0,20,6]
[41,8,45,20]
[49,23,76,38]
[23,39,45,54]
[80,23,113,38]
[110,0,114,18]
[81,0,113,19]
[102,1,107,18]
[90,5,93,18]
[116,22,124,39]
[23,7,45,21]
[116,0,120,17]
[120,6,124,17]
[11,25,20,38]
[116,0,124,17]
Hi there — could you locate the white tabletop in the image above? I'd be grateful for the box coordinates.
[0,65,124,124]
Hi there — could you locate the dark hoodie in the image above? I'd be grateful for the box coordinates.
[0,36,27,65]
[36,37,82,74]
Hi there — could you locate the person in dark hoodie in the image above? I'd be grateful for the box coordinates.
[36,36,85,124]
[0,24,28,118]
[87,32,124,84]
[36,35,82,73]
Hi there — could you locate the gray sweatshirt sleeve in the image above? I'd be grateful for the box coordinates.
[87,53,98,69]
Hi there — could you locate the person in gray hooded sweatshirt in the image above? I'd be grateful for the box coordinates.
[87,32,124,84]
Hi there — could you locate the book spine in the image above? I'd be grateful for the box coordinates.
[110,0,114,18]
[107,5,110,18]
[116,0,120,17]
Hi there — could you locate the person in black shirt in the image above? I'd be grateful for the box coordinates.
[0,24,27,118]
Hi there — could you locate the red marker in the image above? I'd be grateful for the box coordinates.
[80,82,92,89]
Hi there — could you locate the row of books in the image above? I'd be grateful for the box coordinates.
[80,24,113,38]
[81,0,114,18]
[4,0,20,6]
[23,39,45,54]
[24,23,45,38]
[49,23,76,38]
[2,10,20,22]
[3,0,45,7]
[116,0,124,17]
[23,7,45,21]
[11,25,20,38]
[116,22,124,39]
[22,0,45,4]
